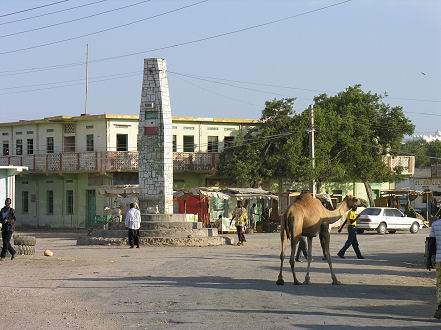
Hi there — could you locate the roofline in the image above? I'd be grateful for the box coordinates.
[0,114,260,127]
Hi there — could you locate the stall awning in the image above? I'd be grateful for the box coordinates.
[173,188,231,200]
[96,185,139,197]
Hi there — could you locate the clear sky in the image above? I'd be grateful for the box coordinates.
[1,0,440,137]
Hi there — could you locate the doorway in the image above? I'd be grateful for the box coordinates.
[86,190,96,227]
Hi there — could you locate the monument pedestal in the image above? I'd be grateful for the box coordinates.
[78,214,230,246]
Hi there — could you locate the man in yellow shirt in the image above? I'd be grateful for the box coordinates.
[337,206,364,259]
[230,201,248,246]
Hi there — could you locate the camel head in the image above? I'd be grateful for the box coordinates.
[343,195,368,209]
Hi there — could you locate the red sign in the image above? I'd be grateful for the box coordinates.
[144,127,158,135]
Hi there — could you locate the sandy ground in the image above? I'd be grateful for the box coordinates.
[0,228,439,329]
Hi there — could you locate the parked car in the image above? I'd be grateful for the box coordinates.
[356,207,422,235]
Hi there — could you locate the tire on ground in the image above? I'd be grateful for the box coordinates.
[13,235,36,246]
[15,245,35,255]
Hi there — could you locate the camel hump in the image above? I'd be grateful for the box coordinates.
[297,192,313,201]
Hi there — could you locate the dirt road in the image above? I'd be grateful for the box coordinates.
[0,229,438,329]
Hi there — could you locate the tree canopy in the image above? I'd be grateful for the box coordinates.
[216,85,415,199]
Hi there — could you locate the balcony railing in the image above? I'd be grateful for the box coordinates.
[0,151,219,173]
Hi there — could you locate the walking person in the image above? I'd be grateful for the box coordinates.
[337,206,364,259]
[295,236,309,262]
[230,201,248,246]
[429,216,441,319]
[124,203,141,248]
[1,198,17,261]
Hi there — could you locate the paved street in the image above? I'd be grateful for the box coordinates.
[0,228,439,329]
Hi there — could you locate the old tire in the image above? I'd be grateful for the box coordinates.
[15,245,35,255]
[377,222,387,235]
[410,222,419,234]
[13,236,36,246]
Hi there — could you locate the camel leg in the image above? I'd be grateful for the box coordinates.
[289,236,302,285]
[322,229,341,285]
[276,230,288,285]
[304,236,313,284]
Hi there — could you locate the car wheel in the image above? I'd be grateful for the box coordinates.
[388,230,396,234]
[377,222,387,235]
[356,229,364,234]
[410,222,419,234]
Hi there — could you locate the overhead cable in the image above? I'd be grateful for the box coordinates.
[0,0,71,18]
[0,0,111,26]
[0,0,209,55]
[0,0,153,38]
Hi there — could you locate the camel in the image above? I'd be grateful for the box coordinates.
[276,193,368,286]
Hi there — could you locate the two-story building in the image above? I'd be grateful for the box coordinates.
[0,114,257,228]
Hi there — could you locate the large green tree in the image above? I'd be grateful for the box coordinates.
[217,85,415,206]
[312,85,415,204]
[217,98,310,188]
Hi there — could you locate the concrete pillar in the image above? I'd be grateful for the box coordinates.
[138,58,173,214]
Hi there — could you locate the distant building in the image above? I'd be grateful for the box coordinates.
[0,114,256,228]
[412,130,441,142]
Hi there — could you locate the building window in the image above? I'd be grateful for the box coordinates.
[224,136,234,149]
[2,142,9,156]
[86,125,94,129]
[86,134,94,152]
[22,191,29,213]
[183,135,194,152]
[27,139,34,154]
[16,139,23,155]
[173,135,177,152]
[27,131,34,134]
[208,136,219,153]
[46,128,54,133]
[63,136,75,152]
[66,190,74,215]
[47,190,54,215]
[2,132,8,136]
[117,134,128,151]
[47,137,54,153]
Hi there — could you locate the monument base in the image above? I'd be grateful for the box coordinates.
[77,214,229,246]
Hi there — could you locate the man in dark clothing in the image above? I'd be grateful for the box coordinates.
[295,236,309,262]
[1,198,17,261]
[337,206,364,259]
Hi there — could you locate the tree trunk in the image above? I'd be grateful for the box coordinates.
[363,181,375,207]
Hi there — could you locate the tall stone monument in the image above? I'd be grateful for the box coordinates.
[77,58,226,246]
[138,58,173,214]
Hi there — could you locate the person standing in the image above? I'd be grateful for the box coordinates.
[1,198,17,261]
[124,203,141,248]
[231,201,248,246]
[429,216,441,319]
[295,236,309,262]
[337,206,364,259]
[250,203,258,231]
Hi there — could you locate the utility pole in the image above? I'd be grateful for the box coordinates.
[309,104,316,198]
[84,44,89,115]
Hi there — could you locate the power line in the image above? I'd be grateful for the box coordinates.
[0,0,111,27]
[0,0,71,18]
[0,0,352,66]
[0,0,153,39]
[171,74,259,107]
[0,71,142,96]
[0,0,209,55]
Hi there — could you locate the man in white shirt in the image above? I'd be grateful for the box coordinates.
[429,217,441,319]
[124,203,141,248]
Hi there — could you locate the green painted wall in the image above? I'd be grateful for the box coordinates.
[14,173,111,228]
